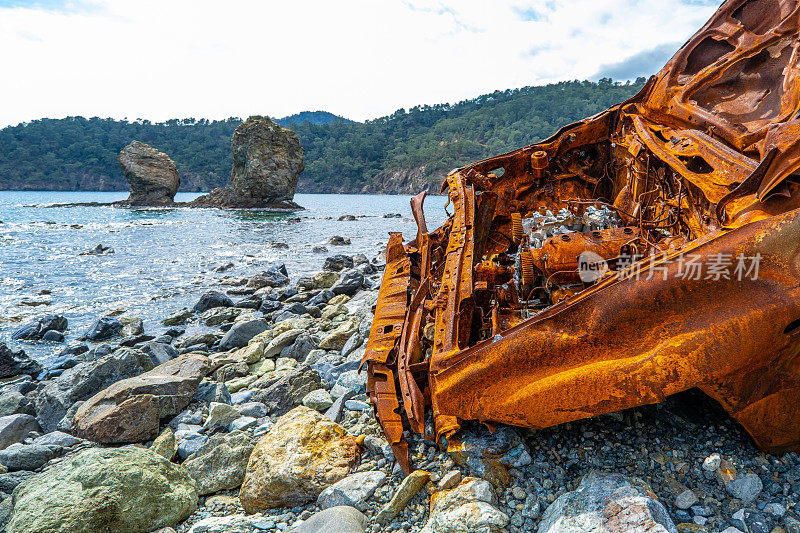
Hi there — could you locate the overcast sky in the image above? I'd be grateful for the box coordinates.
[0,0,722,128]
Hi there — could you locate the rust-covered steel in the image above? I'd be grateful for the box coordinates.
[362,0,800,474]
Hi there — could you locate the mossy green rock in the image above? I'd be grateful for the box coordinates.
[8,445,197,533]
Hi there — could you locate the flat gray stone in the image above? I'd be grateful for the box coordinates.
[291,506,367,533]
[317,471,387,510]
[32,431,83,448]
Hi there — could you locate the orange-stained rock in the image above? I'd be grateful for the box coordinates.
[239,406,359,512]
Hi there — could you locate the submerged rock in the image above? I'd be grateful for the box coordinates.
[118,141,180,206]
[191,116,304,209]
[238,406,359,512]
[7,446,197,533]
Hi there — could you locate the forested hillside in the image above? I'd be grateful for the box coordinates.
[0,78,645,193]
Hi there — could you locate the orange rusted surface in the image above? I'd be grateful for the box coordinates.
[362,0,800,473]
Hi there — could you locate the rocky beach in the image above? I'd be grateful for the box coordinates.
[0,101,796,533]
[0,242,796,533]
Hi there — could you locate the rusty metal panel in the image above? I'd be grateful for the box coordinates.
[366,0,800,474]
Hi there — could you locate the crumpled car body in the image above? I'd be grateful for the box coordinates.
[363,0,800,474]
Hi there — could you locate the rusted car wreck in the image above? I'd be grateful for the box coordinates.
[363,0,800,473]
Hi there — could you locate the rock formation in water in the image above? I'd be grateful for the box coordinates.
[118,141,180,206]
[191,116,304,209]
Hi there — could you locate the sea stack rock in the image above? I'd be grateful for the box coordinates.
[119,141,180,206]
[192,116,303,209]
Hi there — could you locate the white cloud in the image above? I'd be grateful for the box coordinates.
[0,0,721,127]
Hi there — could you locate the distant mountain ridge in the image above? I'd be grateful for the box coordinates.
[0,78,646,194]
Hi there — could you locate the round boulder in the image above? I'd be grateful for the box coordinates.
[7,446,197,533]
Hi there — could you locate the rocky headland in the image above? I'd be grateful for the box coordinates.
[191,116,304,210]
[0,248,797,533]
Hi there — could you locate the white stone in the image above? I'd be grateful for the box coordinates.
[702,453,721,471]
[421,477,508,533]
[203,402,241,430]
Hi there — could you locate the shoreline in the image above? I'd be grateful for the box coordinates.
[40,200,304,212]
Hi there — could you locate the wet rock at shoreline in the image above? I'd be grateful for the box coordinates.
[163,309,193,327]
[328,236,351,246]
[323,254,354,272]
[219,319,269,350]
[81,317,123,342]
[118,140,180,206]
[190,116,303,209]
[7,446,197,533]
[11,315,68,341]
[0,343,42,378]
[238,406,359,512]
[247,266,290,290]
[330,269,365,296]
[193,291,234,313]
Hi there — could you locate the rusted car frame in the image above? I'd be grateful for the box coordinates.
[363,0,800,474]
